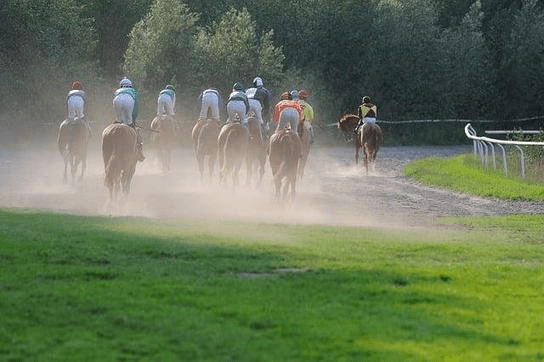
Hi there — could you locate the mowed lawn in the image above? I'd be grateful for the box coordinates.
[1,204,544,361]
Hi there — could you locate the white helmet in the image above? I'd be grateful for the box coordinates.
[289,89,299,100]
[120,77,132,87]
[253,77,263,87]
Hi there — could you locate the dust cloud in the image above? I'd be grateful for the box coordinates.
[0,123,416,229]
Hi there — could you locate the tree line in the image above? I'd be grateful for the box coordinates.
[1,0,544,144]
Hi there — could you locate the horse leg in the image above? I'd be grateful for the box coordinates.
[63,155,69,184]
[79,155,86,182]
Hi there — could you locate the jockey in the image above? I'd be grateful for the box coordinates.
[157,84,176,118]
[66,81,86,121]
[66,80,92,135]
[226,82,249,127]
[355,96,377,132]
[298,89,315,144]
[113,77,144,161]
[198,88,223,122]
[245,77,272,130]
[273,89,305,136]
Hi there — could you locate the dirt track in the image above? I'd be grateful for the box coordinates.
[1,139,543,228]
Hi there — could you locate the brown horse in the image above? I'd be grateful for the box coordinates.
[217,122,249,189]
[268,129,302,201]
[57,117,89,183]
[298,120,312,178]
[356,122,383,174]
[193,119,222,182]
[102,123,138,203]
[337,111,359,142]
[246,116,267,187]
[150,115,176,172]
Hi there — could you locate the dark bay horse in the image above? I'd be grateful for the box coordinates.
[268,129,302,201]
[150,115,176,172]
[57,117,89,183]
[193,119,222,182]
[246,116,267,187]
[337,111,359,141]
[102,123,138,203]
[356,122,383,174]
[217,122,249,189]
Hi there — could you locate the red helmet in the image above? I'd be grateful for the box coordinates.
[71,81,82,90]
[280,91,290,100]
[299,89,309,99]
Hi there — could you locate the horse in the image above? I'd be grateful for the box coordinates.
[150,115,175,172]
[298,120,312,178]
[101,123,138,204]
[337,111,359,142]
[245,116,267,187]
[356,122,384,174]
[268,129,302,201]
[217,122,249,189]
[57,117,89,183]
[193,119,222,182]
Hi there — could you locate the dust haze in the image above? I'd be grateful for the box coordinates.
[4,123,538,229]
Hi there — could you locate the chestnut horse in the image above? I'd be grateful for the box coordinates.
[217,122,249,189]
[246,116,267,187]
[268,129,302,201]
[150,115,176,172]
[57,117,89,183]
[356,122,383,174]
[193,119,222,182]
[102,123,138,203]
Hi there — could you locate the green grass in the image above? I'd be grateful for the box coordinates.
[404,154,544,200]
[1,208,544,361]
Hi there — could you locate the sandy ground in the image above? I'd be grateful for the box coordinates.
[1,137,543,228]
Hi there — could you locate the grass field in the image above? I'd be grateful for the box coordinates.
[2,154,544,361]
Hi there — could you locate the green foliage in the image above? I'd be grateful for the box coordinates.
[193,8,285,93]
[125,0,199,94]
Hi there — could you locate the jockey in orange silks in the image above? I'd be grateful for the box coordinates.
[273,89,305,136]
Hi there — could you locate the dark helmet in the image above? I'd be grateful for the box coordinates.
[166,84,176,92]
[233,82,244,91]
[289,89,299,100]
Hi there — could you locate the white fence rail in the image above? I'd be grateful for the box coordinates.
[464,123,544,178]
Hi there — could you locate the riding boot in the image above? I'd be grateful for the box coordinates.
[131,122,145,162]
[354,118,363,134]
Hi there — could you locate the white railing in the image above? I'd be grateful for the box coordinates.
[464,123,544,178]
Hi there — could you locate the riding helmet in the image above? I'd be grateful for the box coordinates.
[120,77,133,88]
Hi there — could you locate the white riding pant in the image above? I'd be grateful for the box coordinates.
[113,93,135,126]
[276,107,299,135]
[227,100,248,127]
[67,96,85,120]
[248,99,263,125]
[157,93,175,117]
[363,117,376,125]
[199,91,220,121]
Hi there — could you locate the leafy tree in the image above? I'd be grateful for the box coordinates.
[193,8,285,94]
[124,0,199,94]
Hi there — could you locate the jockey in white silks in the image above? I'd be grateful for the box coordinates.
[66,81,86,120]
[198,88,223,121]
[112,77,145,161]
[245,76,272,130]
[157,84,176,118]
[66,80,92,135]
[273,90,305,136]
[226,82,249,128]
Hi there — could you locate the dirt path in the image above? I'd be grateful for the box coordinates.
[1,142,543,228]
